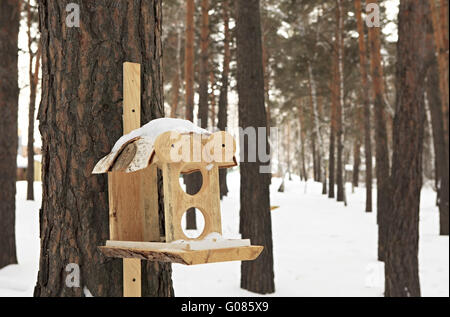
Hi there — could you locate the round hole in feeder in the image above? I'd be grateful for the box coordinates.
[178,171,203,196]
[181,208,205,239]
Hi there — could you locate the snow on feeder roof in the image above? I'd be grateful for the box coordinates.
[92,118,237,175]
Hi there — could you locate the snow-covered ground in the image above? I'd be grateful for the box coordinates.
[1,173,448,297]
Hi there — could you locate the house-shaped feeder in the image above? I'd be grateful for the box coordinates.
[93,64,262,297]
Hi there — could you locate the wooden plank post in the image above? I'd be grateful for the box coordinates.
[107,62,160,297]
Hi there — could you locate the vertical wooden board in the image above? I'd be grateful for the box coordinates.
[207,166,222,235]
[142,165,160,242]
[108,62,148,297]
[123,62,141,134]
[162,163,177,242]
[123,258,141,297]
[108,171,144,241]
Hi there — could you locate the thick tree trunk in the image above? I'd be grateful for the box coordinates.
[236,0,275,294]
[355,0,373,212]
[218,0,231,199]
[34,0,173,297]
[385,0,427,297]
[335,0,345,203]
[0,0,20,269]
[367,0,391,261]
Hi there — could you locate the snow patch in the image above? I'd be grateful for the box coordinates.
[111,118,211,153]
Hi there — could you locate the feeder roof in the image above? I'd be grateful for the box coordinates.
[92,118,237,174]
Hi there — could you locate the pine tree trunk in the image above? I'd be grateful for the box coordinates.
[26,10,42,202]
[353,137,361,188]
[385,0,428,297]
[218,0,231,199]
[0,0,20,269]
[426,17,450,236]
[210,72,216,127]
[328,66,337,198]
[308,63,323,183]
[367,0,391,261]
[336,0,345,203]
[298,101,308,182]
[185,0,195,122]
[184,0,200,230]
[355,0,373,212]
[187,0,210,230]
[429,0,449,149]
[34,0,173,297]
[236,0,275,294]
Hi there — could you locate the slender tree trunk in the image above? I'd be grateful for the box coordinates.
[355,0,373,212]
[385,0,428,297]
[210,72,216,127]
[353,135,361,188]
[26,2,41,201]
[0,0,20,269]
[367,0,391,261]
[185,0,195,122]
[336,0,345,202]
[184,0,200,229]
[170,72,180,118]
[34,0,173,297]
[308,63,323,184]
[298,100,308,182]
[287,122,292,180]
[218,0,231,199]
[236,0,275,294]
[198,0,209,128]
[328,61,337,199]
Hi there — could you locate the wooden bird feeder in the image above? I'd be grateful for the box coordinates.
[93,62,263,296]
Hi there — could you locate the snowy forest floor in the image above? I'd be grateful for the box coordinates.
[0,171,448,297]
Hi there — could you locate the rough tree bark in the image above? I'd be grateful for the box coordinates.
[0,0,20,269]
[355,0,373,212]
[218,0,231,199]
[385,0,428,297]
[368,0,391,261]
[236,0,275,294]
[34,0,173,297]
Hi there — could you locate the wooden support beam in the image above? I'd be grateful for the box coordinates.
[107,62,160,297]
